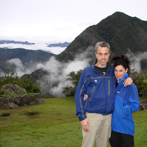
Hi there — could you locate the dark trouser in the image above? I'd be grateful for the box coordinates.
[109,131,134,147]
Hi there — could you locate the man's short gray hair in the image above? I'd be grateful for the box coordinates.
[95,41,111,53]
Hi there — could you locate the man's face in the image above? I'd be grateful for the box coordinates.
[95,46,110,68]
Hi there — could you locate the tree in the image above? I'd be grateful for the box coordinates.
[0,73,40,94]
[131,70,147,96]
[63,70,82,97]
[63,69,147,98]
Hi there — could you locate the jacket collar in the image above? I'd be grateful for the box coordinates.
[118,73,128,86]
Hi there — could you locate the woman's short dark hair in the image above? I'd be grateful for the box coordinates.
[111,55,130,72]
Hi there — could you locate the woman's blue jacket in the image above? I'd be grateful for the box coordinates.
[111,73,140,136]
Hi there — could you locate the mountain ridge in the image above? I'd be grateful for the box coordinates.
[56,11,147,63]
[47,42,70,47]
[0,48,56,71]
[0,40,70,48]
[0,40,35,45]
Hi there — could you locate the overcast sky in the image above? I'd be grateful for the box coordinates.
[0,0,147,53]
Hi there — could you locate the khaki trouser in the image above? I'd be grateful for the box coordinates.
[81,113,112,147]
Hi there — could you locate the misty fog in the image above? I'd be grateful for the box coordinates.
[6,47,147,97]
[126,50,147,73]
[7,47,93,97]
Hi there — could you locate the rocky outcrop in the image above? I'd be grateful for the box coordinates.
[0,93,44,109]
[139,101,147,111]
[0,83,44,109]
[1,84,26,95]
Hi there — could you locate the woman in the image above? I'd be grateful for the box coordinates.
[109,55,140,147]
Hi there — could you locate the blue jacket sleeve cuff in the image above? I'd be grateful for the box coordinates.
[128,75,135,82]
[78,113,87,121]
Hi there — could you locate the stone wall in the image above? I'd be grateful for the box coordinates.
[0,93,44,109]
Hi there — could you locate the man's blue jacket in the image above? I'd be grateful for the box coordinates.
[75,61,116,121]
[111,73,140,136]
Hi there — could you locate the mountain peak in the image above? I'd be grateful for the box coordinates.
[56,11,147,70]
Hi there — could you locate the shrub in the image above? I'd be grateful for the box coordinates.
[63,70,82,97]
[0,89,4,96]
[63,69,147,97]
[131,70,147,96]
[0,76,41,94]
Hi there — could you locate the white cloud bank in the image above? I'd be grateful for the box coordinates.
[7,47,93,97]
[126,50,147,73]
[0,43,66,55]
[5,46,147,97]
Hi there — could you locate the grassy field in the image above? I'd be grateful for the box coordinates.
[0,97,147,147]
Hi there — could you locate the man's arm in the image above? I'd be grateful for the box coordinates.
[123,77,133,87]
[123,74,135,87]
[75,70,89,121]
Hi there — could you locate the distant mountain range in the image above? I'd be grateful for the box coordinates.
[0,48,55,71]
[0,40,35,45]
[0,40,70,48]
[47,42,70,47]
[0,41,70,72]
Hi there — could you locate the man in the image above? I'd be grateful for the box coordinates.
[75,41,133,147]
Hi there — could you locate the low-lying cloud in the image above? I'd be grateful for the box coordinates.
[7,47,93,97]
[0,43,66,55]
[126,50,147,72]
[6,47,147,97]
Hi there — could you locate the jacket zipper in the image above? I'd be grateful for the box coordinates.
[108,80,110,95]
[88,87,95,106]
[103,73,107,113]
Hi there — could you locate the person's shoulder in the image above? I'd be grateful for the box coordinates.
[83,65,93,72]
[128,83,138,91]
[130,83,137,87]
[80,65,94,77]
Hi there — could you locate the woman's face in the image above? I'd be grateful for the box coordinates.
[114,65,128,81]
